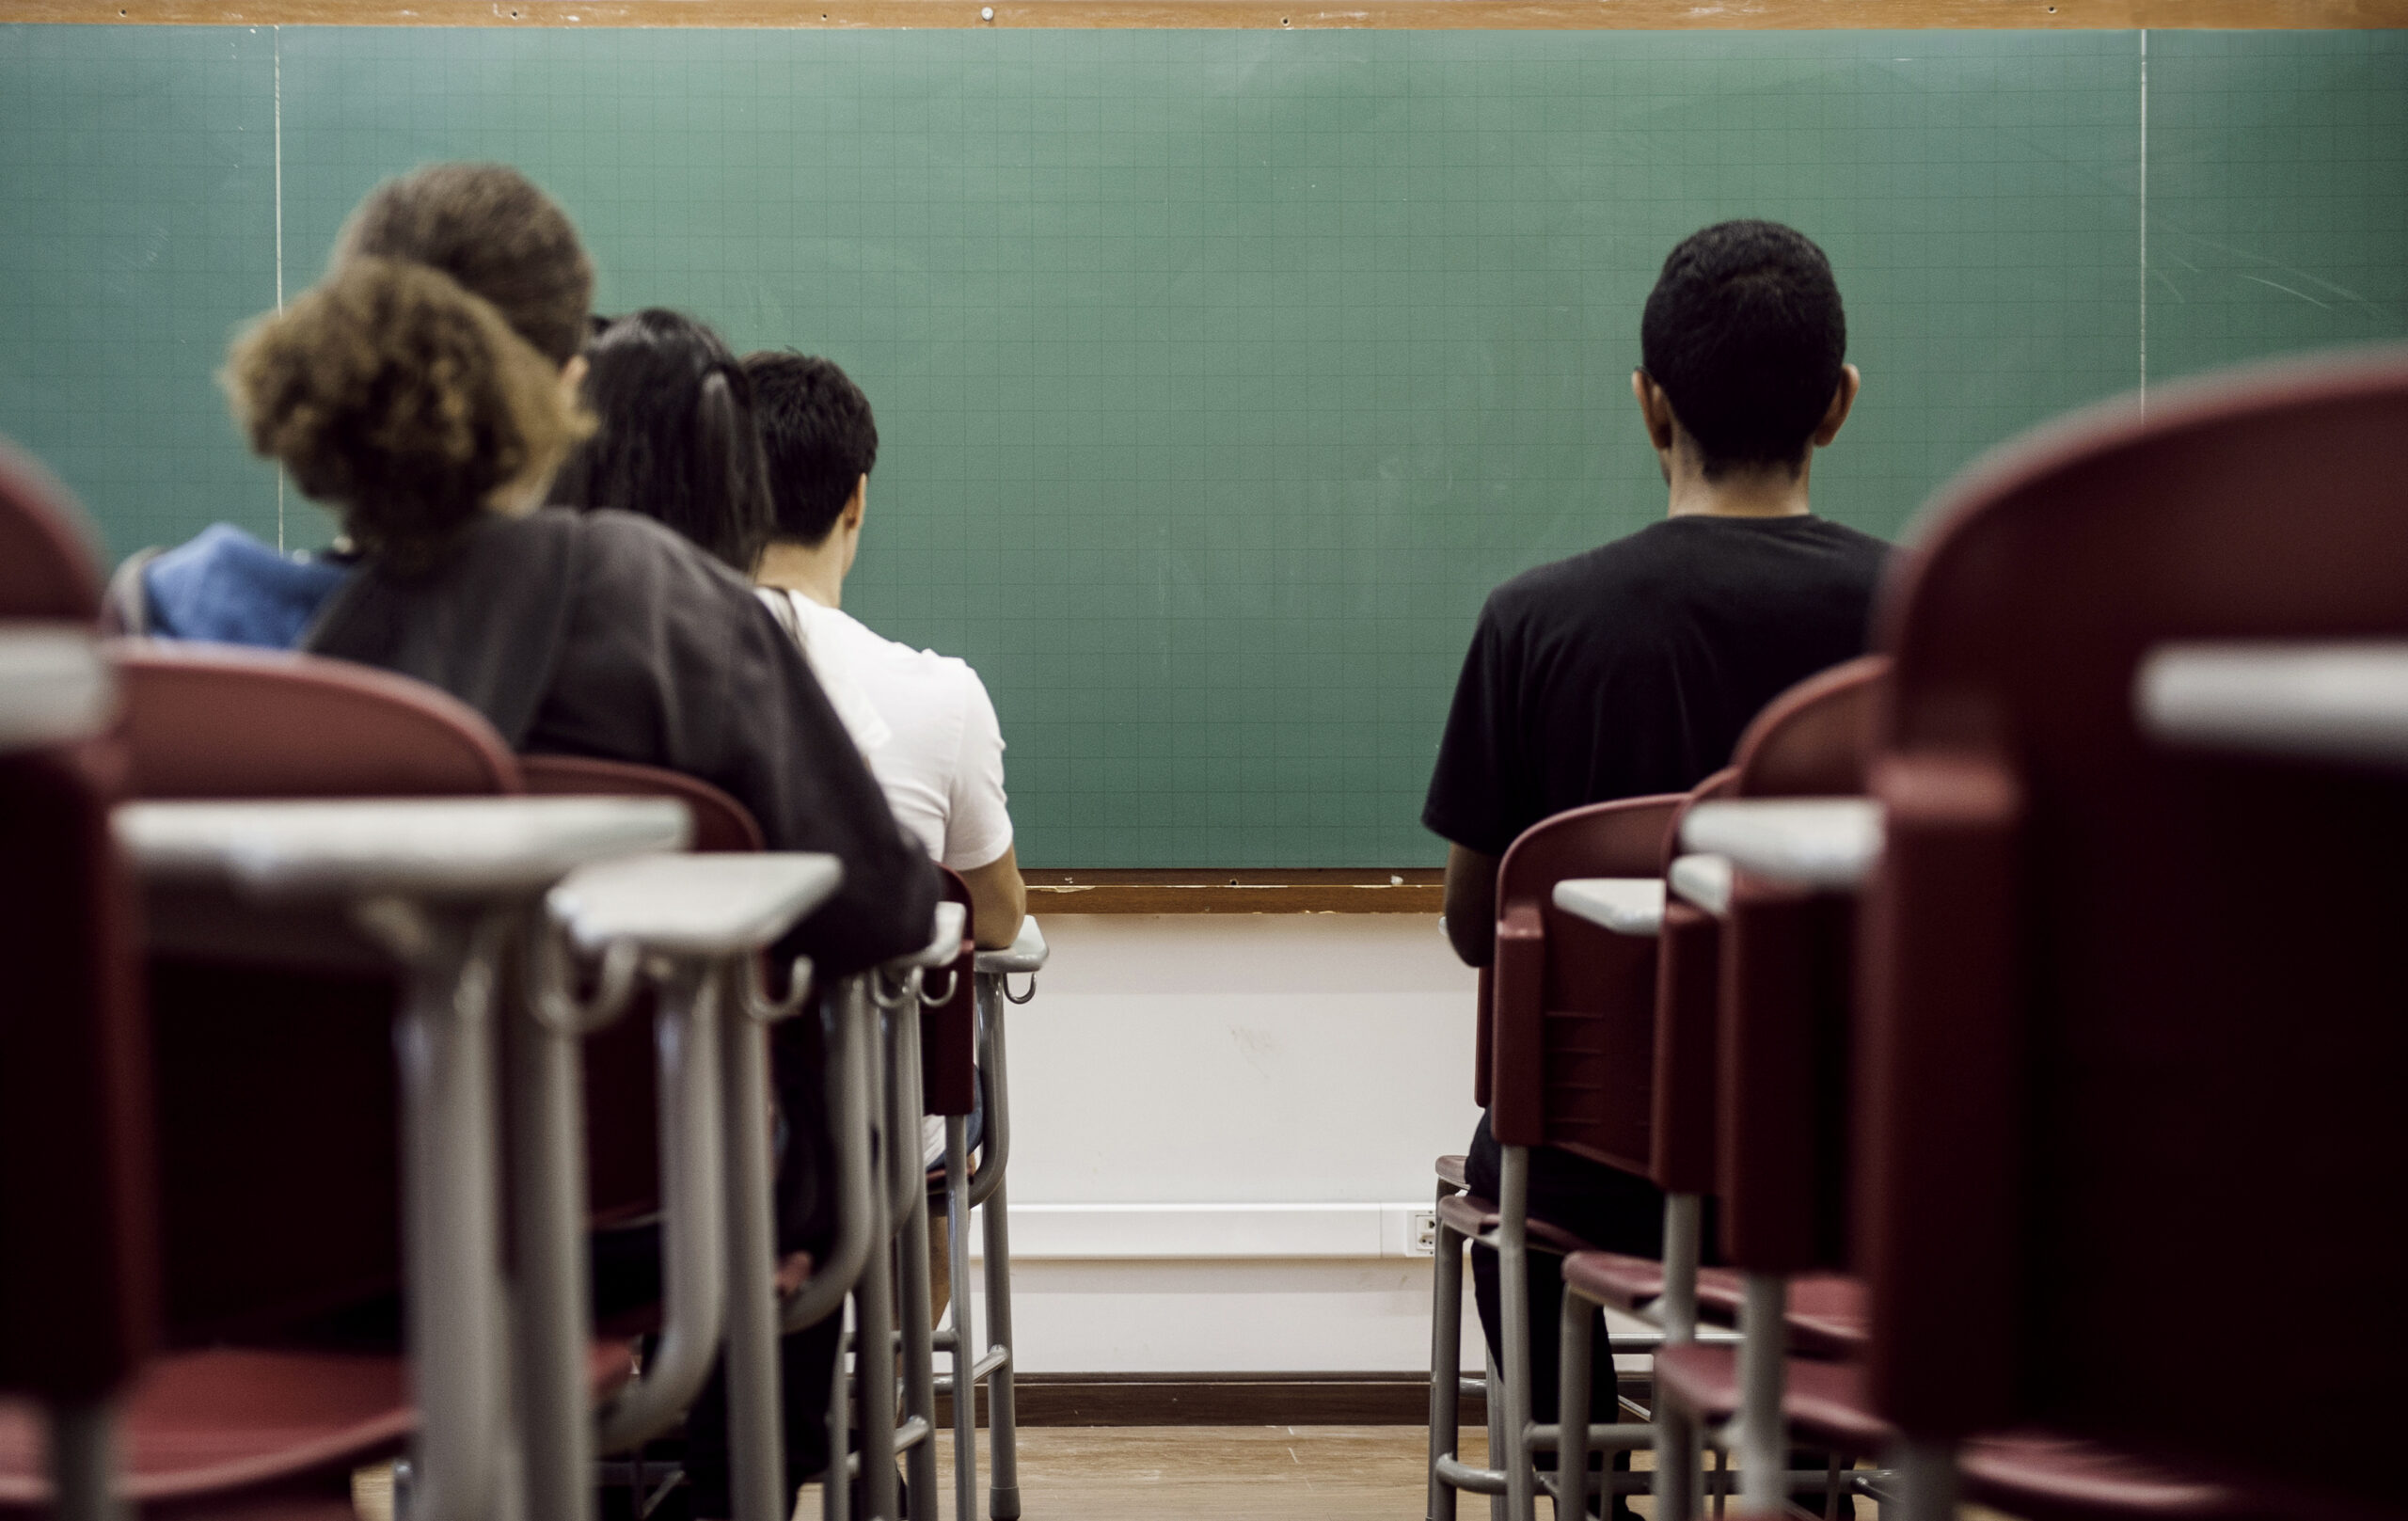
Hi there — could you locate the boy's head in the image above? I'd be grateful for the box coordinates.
[741,352,879,547]
[1640,220,1847,479]
[339,163,594,369]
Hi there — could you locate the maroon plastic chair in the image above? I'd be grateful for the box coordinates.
[0,443,157,1521]
[1615,659,2275,1518]
[0,642,645,1516]
[1604,658,1888,1520]
[1861,349,2408,1521]
[525,753,765,1233]
[1426,792,1683,1521]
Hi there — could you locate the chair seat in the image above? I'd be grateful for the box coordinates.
[1433,1191,1599,1258]
[1434,1153,1470,1191]
[1689,1270,1867,1357]
[1562,1255,1865,1354]
[1961,1431,2253,1520]
[0,1340,636,1512]
[1650,1343,1893,1454]
[1560,1248,1668,1311]
[1652,1351,2252,1519]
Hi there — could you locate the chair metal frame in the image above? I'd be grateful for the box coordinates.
[1426,793,1708,1521]
[933,917,1048,1521]
[819,904,965,1521]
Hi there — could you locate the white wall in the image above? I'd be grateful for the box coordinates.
[959,912,1492,1374]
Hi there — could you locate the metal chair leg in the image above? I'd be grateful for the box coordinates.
[1427,1180,1465,1521]
[853,1002,900,1521]
[945,1118,976,1521]
[822,1326,849,1521]
[1738,1274,1788,1520]
[1655,1192,1703,1521]
[1655,1394,1701,1521]
[722,962,787,1521]
[1485,1355,1509,1521]
[46,1401,123,1521]
[1893,1438,1958,1521]
[506,921,599,1521]
[895,1011,940,1521]
[1497,1145,1537,1521]
[974,977,1022,1521]
[1558,1286,1592,1521]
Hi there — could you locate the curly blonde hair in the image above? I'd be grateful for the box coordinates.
[225,257,593,566]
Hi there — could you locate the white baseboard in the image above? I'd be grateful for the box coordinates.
[965,1201,1438,1260]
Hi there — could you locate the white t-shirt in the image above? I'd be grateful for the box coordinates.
[758,588,1014,874]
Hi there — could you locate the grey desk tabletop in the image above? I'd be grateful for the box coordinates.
[1681,799,1882,894]
[1551,878,1666,936]
[2140,642,2408,768]
[118,796,691,899]
[549,851,843,956]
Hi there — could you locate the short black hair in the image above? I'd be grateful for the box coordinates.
[741,351,879,547]
[1640,220,1847,478]
[547,308,774,573]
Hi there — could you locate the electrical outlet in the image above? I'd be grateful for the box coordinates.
[1406,1209,1438,1257]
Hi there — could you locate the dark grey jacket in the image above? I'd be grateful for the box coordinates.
[304,507,937,978]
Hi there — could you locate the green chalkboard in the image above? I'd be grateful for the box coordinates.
[3,27,2402,865]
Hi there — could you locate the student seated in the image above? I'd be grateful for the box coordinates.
[137,163,934,977]
[200,168,935,1517]
[1421,220,1888,1509]
[561,320,1019,1331]
[741,349,1025,956]
[551,320,1024,955]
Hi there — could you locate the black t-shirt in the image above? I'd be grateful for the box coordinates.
[1423,514,1891,857]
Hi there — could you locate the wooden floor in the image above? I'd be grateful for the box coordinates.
[360,1426,2022,1519]
[845,1426,2013,1521]
[828,1424,1488,1520]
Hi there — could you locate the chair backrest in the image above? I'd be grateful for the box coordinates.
[1489,793,1684,1169]
[920,868,979,1120]
[523,753,760,851]
[1649,768,1735,1196]
[117,642,519,800]
[0,443,100,621]
[118,643,521,1339]
[1859,349,2408,1513]
[1714,658,1888,1274]
[520,754,761,1225]
[0,445,154,1404]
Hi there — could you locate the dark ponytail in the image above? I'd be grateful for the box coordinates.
[548,309,774,574]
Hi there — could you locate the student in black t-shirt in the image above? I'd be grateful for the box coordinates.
[1423,220,1888,1504]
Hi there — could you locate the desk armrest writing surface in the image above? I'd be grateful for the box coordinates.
[895,900,968,970]
[2138,641,2408,768]
[974,916,1048,975]
[547,853,843,957]
[1679,800,1884,894]
[1667,854,1735,918]
[1552,879,1666,937]
[0,626,112,753]
[117,797,692,900]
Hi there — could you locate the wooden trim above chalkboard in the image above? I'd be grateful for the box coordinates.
[1024,867,1443,913]
[9,0,2403,27]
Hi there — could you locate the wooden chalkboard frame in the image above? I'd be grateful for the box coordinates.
[9,0,2404,26]
[1024,868,1445,913]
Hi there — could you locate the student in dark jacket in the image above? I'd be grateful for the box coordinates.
[1423,220,1889,1512]
[123,162,937,979]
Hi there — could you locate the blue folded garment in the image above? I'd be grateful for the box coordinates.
[140,523,352,650]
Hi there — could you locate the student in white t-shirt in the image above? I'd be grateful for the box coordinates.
[740,350,1027,952]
